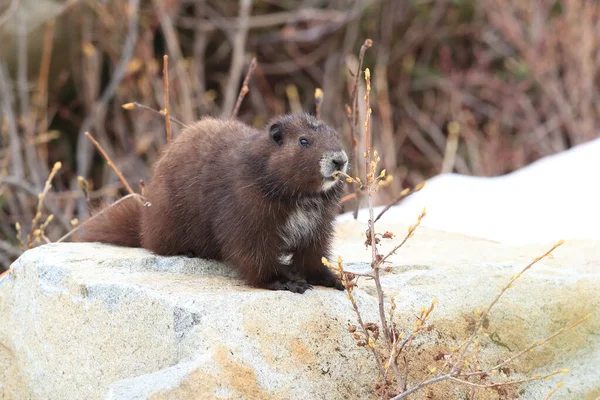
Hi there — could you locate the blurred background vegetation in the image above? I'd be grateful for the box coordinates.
[1,0,599,270]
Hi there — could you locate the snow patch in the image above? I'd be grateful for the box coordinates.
[339,138,600,244]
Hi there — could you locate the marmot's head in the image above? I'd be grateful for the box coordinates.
[259,113,348,198]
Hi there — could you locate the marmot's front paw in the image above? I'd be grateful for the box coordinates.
[265,279,313,294]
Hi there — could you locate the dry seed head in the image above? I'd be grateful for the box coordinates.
[122,103,136,110]
[82,42,96,58]
[52,162,62,172]
[77,176,88,191]
[561,369,569,373]
[314,88,323,104]
[448,121,460,135]
[400,188,410,196]
[15,222,21,231]
[70,218,79,227]
[415,181,426,191]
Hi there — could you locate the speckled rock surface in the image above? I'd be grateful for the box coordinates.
[1,221,598,400]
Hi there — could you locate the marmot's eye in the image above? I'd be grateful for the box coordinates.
[299,138,309,147]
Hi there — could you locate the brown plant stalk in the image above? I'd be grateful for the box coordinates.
[84,131,134,195]
[347,38,372,219]
[122,102,186,127]
[314,88,323,120]
[26,162,62,249]
[232,57,257,119]
[163,54,172,142]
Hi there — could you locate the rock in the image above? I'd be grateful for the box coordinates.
[0,242,378,400]
[1,224,599,400]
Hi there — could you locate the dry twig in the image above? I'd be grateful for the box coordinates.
[163,55,172,142]
[232,57,257,119]
[84,131,134,195]
[74,0,140,217]
[221,0,253,118]
[314,88,323,120]
[347,39,372,218]
[26,162,62,248]
[122,102,186,127]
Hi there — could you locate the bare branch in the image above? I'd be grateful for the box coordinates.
[0,0,19,27]
[347,39,372,218]
[450,240,565,374]
[314,88,323,120]
[84,131,135,195]
[27,162,62,248]
[74,0,140,216]
[122,102,186,127]
[221,0,253,118]
[0,62,25,181]
[163,55,172,142]
[232,57,257,119]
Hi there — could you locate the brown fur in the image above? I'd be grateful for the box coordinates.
[75,113,348,293]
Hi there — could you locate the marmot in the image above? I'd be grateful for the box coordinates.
[75,113,349,293]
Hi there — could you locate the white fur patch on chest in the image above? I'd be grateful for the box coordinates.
[280,201,324,250]
[277,252,294,265]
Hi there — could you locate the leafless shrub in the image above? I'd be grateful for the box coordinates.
[324,61,591,399]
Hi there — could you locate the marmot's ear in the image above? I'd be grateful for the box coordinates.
[270,123,283,145]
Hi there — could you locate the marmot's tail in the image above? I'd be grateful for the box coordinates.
[74,195,142,247]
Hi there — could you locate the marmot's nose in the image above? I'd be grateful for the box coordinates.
[332,152,348,170]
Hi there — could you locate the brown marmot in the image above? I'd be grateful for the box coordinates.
[75,113,349,293]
